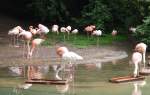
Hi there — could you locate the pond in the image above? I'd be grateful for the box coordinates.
[0,13,150,95]
[0,57,150,95]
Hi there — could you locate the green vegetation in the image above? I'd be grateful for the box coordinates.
[2,0,150,45]
[43,32,128,48]
[133,16,150,45]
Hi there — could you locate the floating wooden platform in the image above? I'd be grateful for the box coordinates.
[139,68,150,76]
[109,75,145,83]
[25,79,68,85]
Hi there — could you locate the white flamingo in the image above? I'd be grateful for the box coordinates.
[71,29,78,39]
[92,30,102,46]
[60,27,67,40]
[135,43,147,68]
[56,46,83,64]
[19,30,32,58]
[132,52,142,77]
[8,26,23,46]
[52,24,59,35]
[65,26,72,40]
[28,38,45,58]
[37,24,49,37]
[129,27,136,33]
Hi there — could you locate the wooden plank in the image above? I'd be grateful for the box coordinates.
[31,79,67,81]
[109,75,145,83]
[25,79,68,85]
[139,71,150,76]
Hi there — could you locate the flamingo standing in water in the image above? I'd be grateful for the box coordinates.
[132,52,142,77]
[134,43,147,68]
[8,26,23,46]
[28,38,45,58]
[19,30,32,58]
[56,46,83,64]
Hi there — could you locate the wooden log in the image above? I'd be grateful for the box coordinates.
[109,75,145,83]
[25,79,68,85]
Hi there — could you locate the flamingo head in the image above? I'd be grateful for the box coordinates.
[134,46,145,53]
[56,47,69,57]
[29,26,33,30]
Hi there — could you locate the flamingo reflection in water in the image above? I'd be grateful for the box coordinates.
[27,65,49,80]
[8,66,24,77]
[52,63,75,94]
[132,81,146,95]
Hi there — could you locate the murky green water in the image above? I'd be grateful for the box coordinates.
[0,57,150,95]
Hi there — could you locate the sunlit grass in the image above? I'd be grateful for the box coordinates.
[43,32,128,48]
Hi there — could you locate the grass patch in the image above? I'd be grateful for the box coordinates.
[43,32,128,48]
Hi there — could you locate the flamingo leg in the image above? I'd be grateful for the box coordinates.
[134,62,139,77]
[143,52,146,68]
[27,40,30,59]
[23,40,26,58]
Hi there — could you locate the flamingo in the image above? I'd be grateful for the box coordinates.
[132,52,142,77]
[37,24,49,37]
[134,43,147,68]
[60,27,67,40]
[66,26,72,40]
[8,26,23,46]
[111,29,117,36]
[84,25,96,38]
[52,24,59,35]
[129,27,136,33]
[56,46,83,64]
[28,38,45,58]
[71,29,78,40]
[29,26,38,36]
[92,30,102,46]
[19,30,32,58]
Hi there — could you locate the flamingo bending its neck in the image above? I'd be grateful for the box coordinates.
[56,46,83,64]
[135,43,147,68]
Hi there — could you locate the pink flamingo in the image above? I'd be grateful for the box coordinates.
[19,30,32,58]
[28,38,45,58]
[84,25,96,38]
[56,46,83,64]
[132,52,142,77]
[134,43,147,68]
[29,26,38,36]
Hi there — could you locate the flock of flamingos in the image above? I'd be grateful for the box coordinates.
[7,23,147,78]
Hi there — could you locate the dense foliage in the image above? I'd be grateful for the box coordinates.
[134,16,150,45]
[1,0,150,43]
